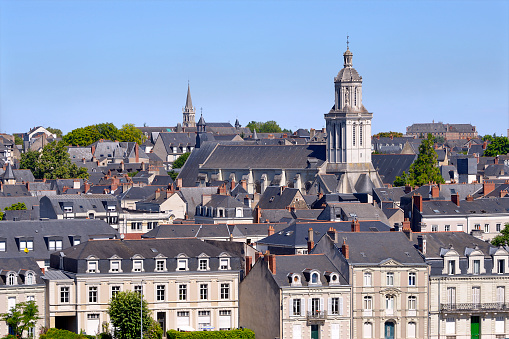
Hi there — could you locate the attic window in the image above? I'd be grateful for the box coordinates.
[360,252,366,257]
[285,231,294,236]
[269,196,275,202]
[433,209,440,213]
[405,252,410,257]
[151,248,158,253]
[455,210,460,213]
[369,227,379,232]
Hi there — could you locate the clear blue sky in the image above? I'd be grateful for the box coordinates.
[1,0,508,136]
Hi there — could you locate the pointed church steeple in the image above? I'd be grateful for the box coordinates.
[182,82,196,128]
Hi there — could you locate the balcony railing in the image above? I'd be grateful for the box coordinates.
[306,311,327,325]
[440,303,509,313]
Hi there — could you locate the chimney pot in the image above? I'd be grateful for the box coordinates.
[341,239,349,259]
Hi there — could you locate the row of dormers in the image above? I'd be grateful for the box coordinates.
[287,270,341,286]
[0,270,38,286]
[441,245,509,275]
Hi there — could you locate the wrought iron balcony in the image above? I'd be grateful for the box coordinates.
[440,303,509,313]
[306,311,327,325]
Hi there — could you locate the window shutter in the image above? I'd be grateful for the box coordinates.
[339,297,344,316]
[289,299,293,316]
[320,298,324,312]
[301,298,305,315]
[308,298,312,314]
[328,298,332,314]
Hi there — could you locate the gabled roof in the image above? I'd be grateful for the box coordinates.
[411,231,493,259]
[0,257,44,286]
[257,186,303,210]
[371,154,416,185]
[203,194,246,209]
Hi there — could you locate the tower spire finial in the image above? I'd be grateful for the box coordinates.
[346,34,349,50]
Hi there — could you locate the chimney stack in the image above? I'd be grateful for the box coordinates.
[451,193,460,206]
[230,179,235,191]
[483,181,495,196]
[327,227,338,243]
[351,219,360,232]
[268,254,276,274]
[154,189,161,199]
[245,256,252,276]
[241,180,247,191]
[466,194,474,202]
[135,143,140,163]
[307,228,314,253]
[255,251,261,262]
[483,141,487,150]
[268,225,275,236]
[413,194,423,212]
[431,185,440,198]
[341,239,349,259]
[402,218,412,240]
[495,156,499,165]
[404,185,412,194]
[501,190,508,198]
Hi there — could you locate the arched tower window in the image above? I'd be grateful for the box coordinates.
[354,88,357,106]
[352,123,356,146]
[359,122,363,146]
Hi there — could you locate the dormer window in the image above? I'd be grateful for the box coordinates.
[110,260,121,273]
[311,272,319,284]
[7,272,17,286]
[49,239,63,251]
[19,239,33,252]
[289,273,302,286]
[0,240,6,252]
[132,260,143,272]
[107,204,116,212]
[155,259,167,272]
[198,258,209,271]
[473,260,481,275]
[219,258,230,270]
[448,260,456,275]
[177,258,188,271]
[497,259,506,274]
[87,260,99,273]
[25,271,35,285]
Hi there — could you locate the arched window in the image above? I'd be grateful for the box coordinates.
[407,322,416,338]
[363,322,372,338]
[311,272,319,284]
[7,272,16,286]
[359,122,363,146]
[352,123,356,146]
[26,272,35,285]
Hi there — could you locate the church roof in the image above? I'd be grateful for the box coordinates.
[335,67,362,82]
[185,83,193,108]
[197,115,206,126]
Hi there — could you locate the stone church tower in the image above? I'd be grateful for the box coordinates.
[324,43,382,193]
[182,83,196,127]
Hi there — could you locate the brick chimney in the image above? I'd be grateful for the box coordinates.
[483,141,487,150]
[135,143,140,163]
[402,218,411,231]
[501,190,508,198]
[230,179,235,191]
[176,178,182,189]
[267,254,276,274]
[241,180,247,191]
[268,225,275,236]
[327,227,338,243]
[307,228,314,253]
[218,183,227,195]
[154,189,161,199]
[91,145,96,156]
[484,181,495,196]
[495,156,499,165]
[466,194,474,202]
[431,185,439,198]
[351,219,360,232]
[413,194,423,212]
[451,193,460,206]
[255,251,261,262]
[245,256,253,276]
[201,194,212,206]
[254,206,261,223]
[404,185,412,194]
[341,239,349,259]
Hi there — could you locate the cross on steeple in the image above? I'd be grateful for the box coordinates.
[346,35,349,49]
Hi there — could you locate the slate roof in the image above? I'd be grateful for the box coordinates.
[257,186,303,210]
[143,224,238,239]
[0,185,31,197]
[373,186,406,203]
[151,175,174,186]
[0,196,39,210]
[40,194,121,218]
[259,209,294,223]
[177,142,220,187]
[420,197,509,217]
[337,232,426,265]
[412,232,493,259]
[484,164,509,177]
[258,221,391,248]
[204,194,246,208]
[371,154,416,185]
[199,144,326,170]
[177,187,219,218]
[157,133,195,154]
[0,257,44,286]
[118,186,166,200]
[271,254,347,287]
[438,183,482,200]
[316,174,340,193]
[0,219,119,260]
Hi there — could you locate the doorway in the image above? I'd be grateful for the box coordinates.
[471,316,480,339]
[311,324,319,339]
[384,321,395,339]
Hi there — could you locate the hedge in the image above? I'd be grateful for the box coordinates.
[167,329,255,339]
[39,328,101,339]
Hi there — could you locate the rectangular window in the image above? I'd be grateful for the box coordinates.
[147,222,157,230]
[111,286,120,297]
[364,272,372,287]
[457,224,463,231]
[134,285,143,294]
[447,287,456,305]
[88,261,97,273]
[485,224,490,233]
[156,285,165,301]
[330,297,340,315]
[496,316,504,333]
[292,299,301,316]
[498,259,505,274]
[448,260,456,275]
[432,225,438,232]
[408,272,416,286]
[131,222,142,230]
[408,296,417,310]
[219,258,229,270]
[220,283,230,299]
[199,259,208,271]
[110,261,120,272]
[88,286,98,303]
[363,322,372,338]
[474,224,481,230]
[385,295,394,310]
[20,240,33,251]
[155,260,165,271]
[0,241,5,252]
[444,225,450,232]
[49,240,63,251]
[200,284,208,300]
[407,322,416,338]
[445,318,455,334]
[386,272,394,286]
[497,223,502,232]
[473,260,480,275]
[497,286,505,303]
[363,296,372,310]
[133,260,143,272]
[60,286,70,303]
[177,259,187,271]
[73,239,81,246]
[179,284,187,301]
[472,287,480,305]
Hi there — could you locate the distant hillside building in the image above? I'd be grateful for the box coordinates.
[406,122,477,140]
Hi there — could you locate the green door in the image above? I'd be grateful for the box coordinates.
[471,316,480,339]
[385,322,395,339]
[311,325,319,339]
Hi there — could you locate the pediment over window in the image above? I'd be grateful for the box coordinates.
[198,252,210,258]
[219,252,231,258]
[109,254,122,260]
[176,253,189,259]
[379,258,402,267]
[131,254,145,260]
[154,253,167,259]
[379,287,402,295]
[86,255,99,260]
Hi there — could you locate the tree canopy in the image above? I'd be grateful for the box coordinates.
[394,133,444,187]
[483,136,509,157]
[172,152,190,169]
[373,131,403,138]
[108,291,161,339]
[246,120,290,134]
[62,123,146,146]
[20,142,89,180]
[492,223,509,246]
[1,300,39,339]
[46,126,63,138]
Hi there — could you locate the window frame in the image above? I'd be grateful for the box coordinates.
[88,286,98,303]
[60,286,70,303]
[220,283,230,300]
[178,284,187,301]
[156,285,165,301]
[408,272,416,286]
[200,283,208,300]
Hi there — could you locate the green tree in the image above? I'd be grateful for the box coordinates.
[482,134,494,142]
[433,136,445,144]
[108,291,159,339]
[62,126,101,146]
[246,120,284,133]
[394,133,444,187]
[484,136,509,157]
[1,300,39,339]
[492,223,509,246]
[118,123,146,144]
[373,131,403,138]
[19,142,89,180]
[14,135,23,145]
[46,127,63,138]
[172,152,190,169]
[94,123,119,141]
